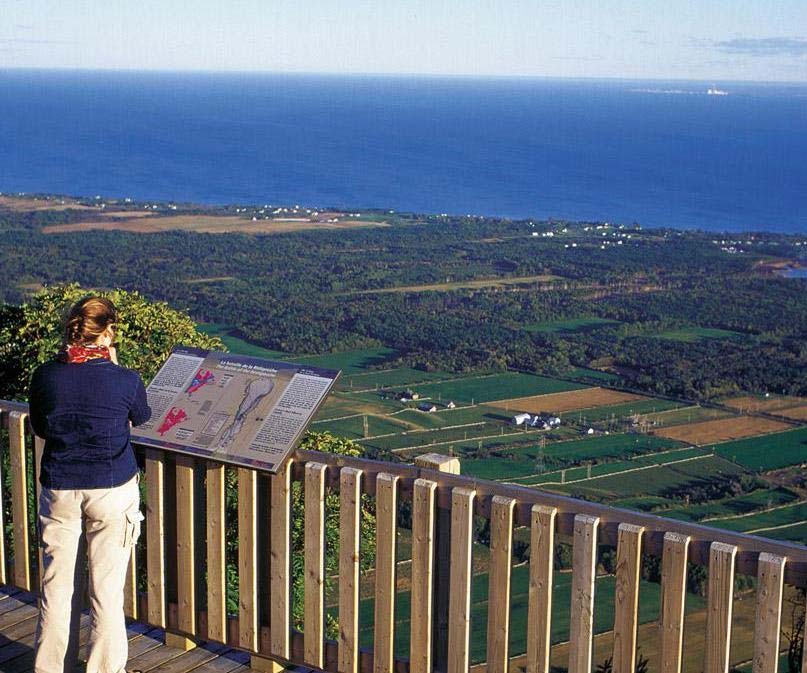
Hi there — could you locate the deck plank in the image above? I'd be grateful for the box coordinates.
[139,644,227,673]
[0,589,262,673]
[0,606,39,631]
[0,596,34,618]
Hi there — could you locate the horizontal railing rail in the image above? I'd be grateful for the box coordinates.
[2,400,806,673]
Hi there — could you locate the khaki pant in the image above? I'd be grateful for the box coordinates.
[34,474,143,673]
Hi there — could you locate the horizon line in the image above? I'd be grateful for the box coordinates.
[3,65,807,86]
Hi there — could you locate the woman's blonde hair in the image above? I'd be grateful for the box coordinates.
[64,296,118,346]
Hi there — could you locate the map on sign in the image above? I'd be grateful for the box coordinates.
[131,346,340,472]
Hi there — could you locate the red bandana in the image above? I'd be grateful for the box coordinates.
[57,344,112,364]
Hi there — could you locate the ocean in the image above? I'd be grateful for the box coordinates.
[1,70,805,233]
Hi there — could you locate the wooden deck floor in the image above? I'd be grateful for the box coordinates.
[0,588,273,673]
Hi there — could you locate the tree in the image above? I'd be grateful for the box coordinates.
[0,283,223,400]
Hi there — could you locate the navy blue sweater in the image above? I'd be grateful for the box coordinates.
[29,358,151,489]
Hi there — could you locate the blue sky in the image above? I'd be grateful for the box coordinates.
[2,0,806,81]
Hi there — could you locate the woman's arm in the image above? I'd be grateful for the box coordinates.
[129,374,151,427]
[28,367,48,438]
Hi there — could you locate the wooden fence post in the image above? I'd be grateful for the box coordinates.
[415,452,461,673]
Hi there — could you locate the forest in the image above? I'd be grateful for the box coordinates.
[2,197,806,400]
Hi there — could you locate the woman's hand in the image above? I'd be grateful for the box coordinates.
[108,345,119,365]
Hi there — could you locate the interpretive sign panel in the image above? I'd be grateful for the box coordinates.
[131,346,340,472]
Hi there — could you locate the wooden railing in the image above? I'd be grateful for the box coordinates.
[2,400,807,673]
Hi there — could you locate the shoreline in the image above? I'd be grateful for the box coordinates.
[3,190,807,239]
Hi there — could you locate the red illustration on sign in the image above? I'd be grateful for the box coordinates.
[157,407,188,436]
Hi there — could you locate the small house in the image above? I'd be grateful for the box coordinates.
[419,403,438,413]
[513,413,532,426]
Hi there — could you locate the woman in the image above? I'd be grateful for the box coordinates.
[29,296,151,673]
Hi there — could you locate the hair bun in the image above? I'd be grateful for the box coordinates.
[63,296,118,346]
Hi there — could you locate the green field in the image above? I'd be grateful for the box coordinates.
[661,488,798,523]
[639,405,735,428]
[311,413,411,439]
[462,456,541,480]
[550,455,746,501]
[610,495,675,512]
[198,323,291,359]
[711,501,807,534]
[501,432,684,464]
[336,367,455,391]
[655,326,745,343]
[714,427,807,471]
[758,522,807,544]
[310,393,402,421]
[408,372,586,405]
[289,347,398,374]
[360,422,530,453]
[346,563,704,663]
[523,317,621,334]
[562,367,622,384]
[523,446,711,486]
[569,399,684,424]
[391,404,506,428]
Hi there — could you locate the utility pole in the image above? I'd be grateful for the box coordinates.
[536,436,546,474]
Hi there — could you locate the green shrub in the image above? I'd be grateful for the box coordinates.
[0,283,223,400]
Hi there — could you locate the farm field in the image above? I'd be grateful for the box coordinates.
[654,326,745,342]
[760,522,807,543]
[311,392,403,421]
[492,387,643,414]
[501,432,684,464]
[570,398,683,424]
[714,427,807,471]
[360,423,558,455]
[722,394,807,422]
[419,429,584,459]
[655,415,792,445]
[310,413,410,440]
[461,456,542,480]
[561,367,622,384]
[407,372,586,405]
[391,404,505,427]
[774,406,807,421]
[637,405,734,428]
[336,367,455,391]
[722,394,807,413]
[289,347,398,374]
[522,446,712,486]
[522,317,621,333]
[661,487,798,522]
[41,213,386,234]
[198,323,292,359]
[547,455,746,500]
[711,501,807,534]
